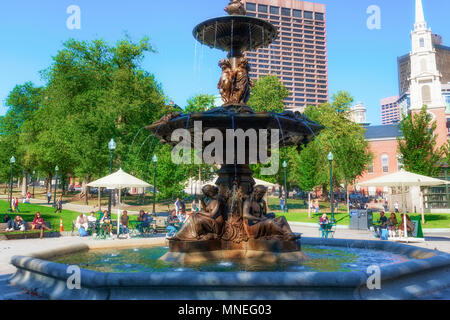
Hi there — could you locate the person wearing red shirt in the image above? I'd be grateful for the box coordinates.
[31,212,51,238]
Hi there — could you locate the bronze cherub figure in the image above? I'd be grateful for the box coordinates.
[225,0,246,16]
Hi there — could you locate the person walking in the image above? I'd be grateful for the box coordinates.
[46,191,52,204]
[14,197,20,213]
[55,196,63,214]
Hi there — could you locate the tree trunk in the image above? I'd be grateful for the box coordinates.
[347,186,350,213]
[22,173,28,197]
[47,175,52,194]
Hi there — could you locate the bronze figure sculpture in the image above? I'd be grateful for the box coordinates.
[243,185,299,241]
[147,0,324,264]
[224,0,246,16]
[171,185,226,241]
[231,58,251,104]
[218,57,251,105]
[218,59,234,105]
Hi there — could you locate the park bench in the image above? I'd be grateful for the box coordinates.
[152,216,168,234]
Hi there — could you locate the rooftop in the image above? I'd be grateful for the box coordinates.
[364,124,403,140]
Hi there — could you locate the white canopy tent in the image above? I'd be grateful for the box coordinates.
[358,170,450,241]
[87,168,151,238]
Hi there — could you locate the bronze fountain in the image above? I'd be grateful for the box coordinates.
[147,0,323,264]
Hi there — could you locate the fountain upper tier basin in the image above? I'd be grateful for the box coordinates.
[193,16,278,53]
[147,107,324,149]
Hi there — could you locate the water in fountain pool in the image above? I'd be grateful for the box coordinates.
[51,245,411,273]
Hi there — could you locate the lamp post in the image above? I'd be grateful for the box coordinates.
[152,154,158,214]
[108,138,116,216]
[328,152,335,222]
[53,165,59,206]
[32,170,36,198]
[282,160,288,213]
[9,156,15,212]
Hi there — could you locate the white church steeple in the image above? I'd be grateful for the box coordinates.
[409,0,445,111]
[415,0,426,29]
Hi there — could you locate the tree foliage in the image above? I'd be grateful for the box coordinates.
[301,91,373,195]
[248,75,290,113]
[398,106,444,176]
[185,94,216,113]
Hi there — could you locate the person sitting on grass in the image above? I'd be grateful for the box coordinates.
[6,215,26,232]
[75,213,89,237]
[100,210,112,237]
[3,214,11,224]
[120,210,130,239]
[31,212,51,239]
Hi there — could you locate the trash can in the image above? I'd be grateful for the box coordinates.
[349,210,359,230]
[349,210,373,230]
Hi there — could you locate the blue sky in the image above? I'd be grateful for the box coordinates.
[0,0,449,125]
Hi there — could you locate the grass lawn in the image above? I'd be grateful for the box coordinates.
[268,197,450,229]
[0,200,139,233]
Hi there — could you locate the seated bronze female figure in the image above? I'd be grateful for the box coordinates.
[170,185,226,241]
[243,185,298,241]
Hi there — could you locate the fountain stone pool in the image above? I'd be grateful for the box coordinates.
[9,237,450,300]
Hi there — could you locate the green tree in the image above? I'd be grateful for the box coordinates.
[185,94,217,113]
[303,91,372,212]
[398,105,444,176]
[0,82,44,194]
[247,75,290,112]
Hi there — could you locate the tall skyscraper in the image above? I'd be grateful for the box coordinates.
[380,96,401,125]
[242,0,329,112]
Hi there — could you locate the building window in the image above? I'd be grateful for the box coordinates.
[281,8,291,16]
[304,11,313,19]
[315,13,324,21]
[382,154,389,173]
[420,38,425,48]
[270,6,279,15]
[246,3,256,11]
[422,85,431,104]
[368,163,374,174]
[258,4,268,13]
[293,9,302,18]
[397,155,403,171]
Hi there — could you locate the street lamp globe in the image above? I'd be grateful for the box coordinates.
[55,165,59,172]
[152,154,158,163]
[282,160,287,168]
[108,138,117,151]
[327,152,334,161]
[10,156,15,164]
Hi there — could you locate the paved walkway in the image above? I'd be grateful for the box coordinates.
[0,195,143,215]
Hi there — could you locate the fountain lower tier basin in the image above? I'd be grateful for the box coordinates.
[161,239,305,265]
[9,237,450,300]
